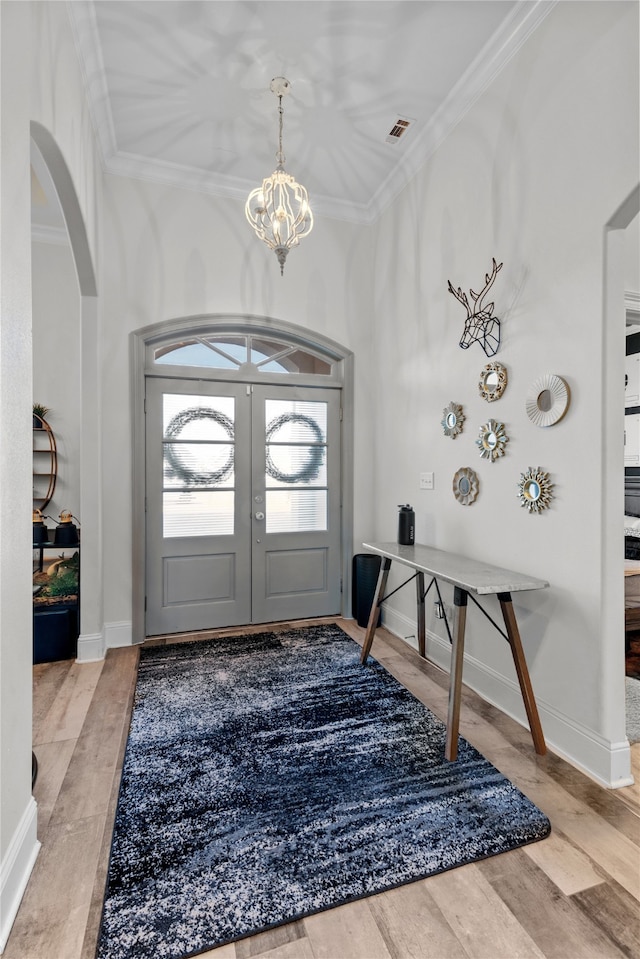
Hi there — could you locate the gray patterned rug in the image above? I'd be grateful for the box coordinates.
[96,624,551,959]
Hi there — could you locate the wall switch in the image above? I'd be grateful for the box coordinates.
[420,472,434,490]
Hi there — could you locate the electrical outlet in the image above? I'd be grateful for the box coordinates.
[434,601,444,619]
[420,472,434,490]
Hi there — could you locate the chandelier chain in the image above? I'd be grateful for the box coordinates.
[277,96,285,169]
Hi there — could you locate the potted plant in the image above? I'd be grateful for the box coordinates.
[33,403,50,428]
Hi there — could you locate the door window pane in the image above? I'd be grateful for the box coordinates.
[163,444,234,489]
[163,491,234,538]
[265,400,327,443]
[162,394,235,537]
[265,444,327,489]
[266,490,328,533]
[264,399,328,532]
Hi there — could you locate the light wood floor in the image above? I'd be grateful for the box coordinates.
[5,618,640,959]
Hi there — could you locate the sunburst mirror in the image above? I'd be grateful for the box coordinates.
[442,402,465,439]
[517,467,554,514]
[478,361,507,402]
[476,419,508,462]
[453,466,479,506]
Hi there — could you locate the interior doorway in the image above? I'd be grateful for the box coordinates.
[29,122,102,663]
[603,184,640,784]
[623,212,640,746]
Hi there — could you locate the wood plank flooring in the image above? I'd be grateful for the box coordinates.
[4,618,639,959]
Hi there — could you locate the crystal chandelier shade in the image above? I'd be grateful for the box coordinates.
[245,78,313,275]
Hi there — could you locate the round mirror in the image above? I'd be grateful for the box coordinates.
[476,419,508,462]
[452,467,479,506]
[537,389,553,412]
[517,467,553,514]
[525,374,569,427]
[442,402,464,439]
[479,362,507,402]
[524,480,541,501]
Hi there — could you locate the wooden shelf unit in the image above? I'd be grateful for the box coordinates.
[33,414,57,511]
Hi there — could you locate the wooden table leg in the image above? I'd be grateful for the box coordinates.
[498,592,546,756]
[416,571,425,657]
[360,557,391,664]
[445,587,467,761]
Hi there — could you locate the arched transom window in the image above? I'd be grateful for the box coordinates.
[153,333,332,376]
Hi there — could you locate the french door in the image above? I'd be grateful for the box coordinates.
[145,377,342,635]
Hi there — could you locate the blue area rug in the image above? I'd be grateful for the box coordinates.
[96,624,550,959]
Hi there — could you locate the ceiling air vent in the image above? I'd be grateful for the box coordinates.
[386,116,414,144]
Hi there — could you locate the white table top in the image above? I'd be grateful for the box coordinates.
[362,542,549,595]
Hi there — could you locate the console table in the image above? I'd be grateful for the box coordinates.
[359,542,549,761]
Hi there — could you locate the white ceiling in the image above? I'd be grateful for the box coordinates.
[64,0,555,225]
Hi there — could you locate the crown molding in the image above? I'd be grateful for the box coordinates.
[68,0,557,226]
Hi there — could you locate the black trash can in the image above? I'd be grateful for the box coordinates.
[352,553,382,628]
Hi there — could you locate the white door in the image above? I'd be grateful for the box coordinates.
[145,377,341,635]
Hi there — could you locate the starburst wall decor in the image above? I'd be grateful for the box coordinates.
[476,420,508,462]
[517,467,553,514]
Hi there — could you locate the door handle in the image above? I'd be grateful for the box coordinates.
[254,511,265,521]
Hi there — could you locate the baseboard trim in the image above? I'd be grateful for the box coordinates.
[105,621,133,649]
[76,622,134,661]
[0,798,40,953]
[76,630,105,663]
[380,606,632,789]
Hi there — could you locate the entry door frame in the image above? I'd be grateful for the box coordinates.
[130,314,354,642]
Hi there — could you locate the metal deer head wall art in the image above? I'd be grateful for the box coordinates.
[447,258,504,357]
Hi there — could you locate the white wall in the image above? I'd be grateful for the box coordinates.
[0,3,38,949]
[0,1,103,948]
[29,0,104,657]
[99,176,376,636]
[31,240,81,522]
[369,0,639,785]
[30,2,101,274]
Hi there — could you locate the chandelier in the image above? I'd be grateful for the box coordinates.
[245,77,313,275]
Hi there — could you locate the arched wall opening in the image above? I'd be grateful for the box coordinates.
[29,122,103,662]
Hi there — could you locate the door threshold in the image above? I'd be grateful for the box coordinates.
[144,615,343,647]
